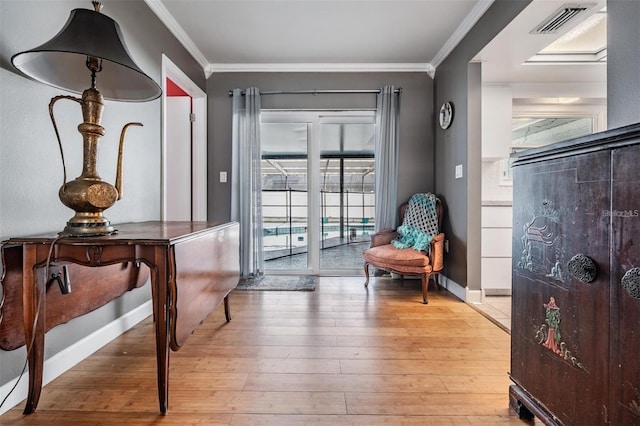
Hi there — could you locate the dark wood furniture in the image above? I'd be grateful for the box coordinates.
[0,221,239,415]
[363,196,444,304]
[509,123,640,425]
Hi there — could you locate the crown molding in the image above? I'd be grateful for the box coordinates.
[425,64,436,79]
[429,0,495,73]
[207,62,435,76]
[144,0,209,71]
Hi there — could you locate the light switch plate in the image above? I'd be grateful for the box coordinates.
[220,171,227,183]
[455,164,463,179]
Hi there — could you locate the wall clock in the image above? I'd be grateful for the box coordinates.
[439,101,454,130]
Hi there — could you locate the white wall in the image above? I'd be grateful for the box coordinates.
[481,85,513,159]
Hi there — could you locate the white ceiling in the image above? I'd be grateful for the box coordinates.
[146,0,492,75]
[147,0,607,90]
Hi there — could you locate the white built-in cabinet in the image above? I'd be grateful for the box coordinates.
[481,202,512,295]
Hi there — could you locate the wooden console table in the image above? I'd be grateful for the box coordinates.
[0,221,239,415]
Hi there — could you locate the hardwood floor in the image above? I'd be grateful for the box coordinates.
[1,276,536,425]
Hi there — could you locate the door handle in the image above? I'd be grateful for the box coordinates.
[621,267,640,300]
[567,254,597,283]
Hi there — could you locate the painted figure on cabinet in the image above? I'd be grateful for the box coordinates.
[535,296,587,371]
[542,297,561,354]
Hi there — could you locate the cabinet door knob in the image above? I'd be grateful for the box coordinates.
[621,268,640,300]
[567,254,597,283]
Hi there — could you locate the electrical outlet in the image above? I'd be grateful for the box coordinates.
[220,171,227,183]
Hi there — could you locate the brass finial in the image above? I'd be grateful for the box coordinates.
[92,1,103,12]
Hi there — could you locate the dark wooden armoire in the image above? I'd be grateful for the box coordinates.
[509,123,640,425]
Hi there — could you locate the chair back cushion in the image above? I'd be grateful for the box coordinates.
[391,193,440,252]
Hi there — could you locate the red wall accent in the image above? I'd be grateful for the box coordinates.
[166,78,189,97]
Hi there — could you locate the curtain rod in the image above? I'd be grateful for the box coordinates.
[228,88,402,96]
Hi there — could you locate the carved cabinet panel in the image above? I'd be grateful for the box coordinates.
[610,144,640,425]
[509,124,640,425]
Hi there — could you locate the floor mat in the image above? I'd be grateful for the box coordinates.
[236,275,317,291]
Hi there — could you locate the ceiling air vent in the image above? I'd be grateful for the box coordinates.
[532,4,592,34]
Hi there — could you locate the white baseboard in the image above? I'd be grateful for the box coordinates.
[438,275,484,304]
[466,287,485,304]
[0,301,152,416]
[439,275,466,301]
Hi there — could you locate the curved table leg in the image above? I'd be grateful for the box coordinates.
[23,246,45,414]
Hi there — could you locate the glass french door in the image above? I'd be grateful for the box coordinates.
[261,111,375,275]
[261,120,309,271]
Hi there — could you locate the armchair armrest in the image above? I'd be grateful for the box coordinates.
[429,233,445,272]
[369,229,398,248]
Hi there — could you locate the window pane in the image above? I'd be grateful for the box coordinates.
[261,123,308,271]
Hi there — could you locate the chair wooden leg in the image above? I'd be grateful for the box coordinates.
[364,262,370,287]
[224,295,231,322]
[421,273,429,304]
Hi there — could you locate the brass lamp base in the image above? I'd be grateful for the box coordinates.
[62,212,116,236]
[48,74,143,239]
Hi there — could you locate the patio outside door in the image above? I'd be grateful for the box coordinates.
[261,111,375,275]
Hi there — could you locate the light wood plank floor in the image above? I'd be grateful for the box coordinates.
[1,276,537,425]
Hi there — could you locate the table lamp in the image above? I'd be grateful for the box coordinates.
[11,1,162,236]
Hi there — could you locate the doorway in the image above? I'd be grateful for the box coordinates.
[165,79,191,220]
[260,111,375,275]
[161,55,207,221]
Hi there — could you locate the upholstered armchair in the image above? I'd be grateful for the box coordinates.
[363,195,444,304]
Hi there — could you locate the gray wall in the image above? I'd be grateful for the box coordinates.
[207,72,434,224]
[0,0,203,389]
[433,0,532,288]
[607,0,640,129]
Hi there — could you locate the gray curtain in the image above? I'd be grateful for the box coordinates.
[231,88,264,277]
[374,86,400,231]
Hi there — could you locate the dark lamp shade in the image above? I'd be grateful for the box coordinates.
[11,8,161,102]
